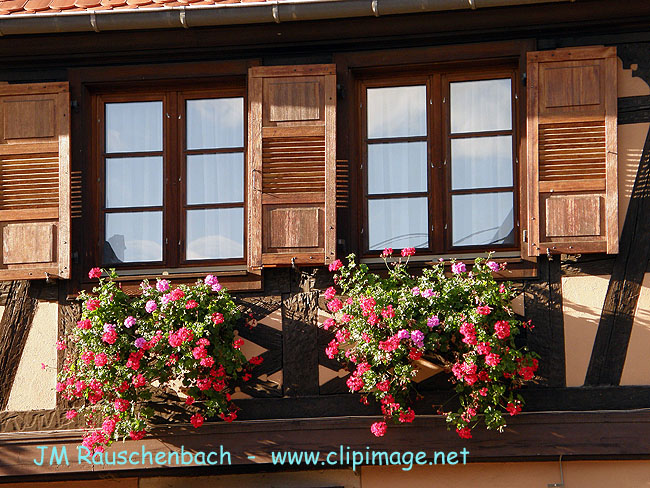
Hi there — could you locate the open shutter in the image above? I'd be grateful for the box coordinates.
[527,46,617,256]
[0,82,70,280]
[248,65,336,269]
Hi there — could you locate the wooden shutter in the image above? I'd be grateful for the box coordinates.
[248,65,336,269]
[0,82,70,280]
[527,46,618,256]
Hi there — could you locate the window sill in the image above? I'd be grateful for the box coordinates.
[361,252,537,279]
[71,265,262,298]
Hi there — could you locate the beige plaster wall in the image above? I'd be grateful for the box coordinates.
[361,461,650,487]
[136,462,650,488]
[141,470,360,488]
[562,275,610,387]
[5,301,57,412]
[557,62,650,387]
[617,58,650,237]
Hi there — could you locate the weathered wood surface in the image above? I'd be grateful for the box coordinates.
[619,94,650,124]
[0,281,40,410]
[2,410,650,478]
[586,126,650,385]
[524,257,566,387]
[282,290,320,397]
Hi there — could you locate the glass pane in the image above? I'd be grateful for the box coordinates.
[187,153,244,205]
[106,157,163,208]
[450,79,511,134]
[104,211,163,264]
[106,101,162,153]
[367,85,426,139]
[368,197,428,250]
[451,136,513,190]
[368,142,427,194]
[452,192,514,247]
[187,98,244,150]
[186,208,244,260]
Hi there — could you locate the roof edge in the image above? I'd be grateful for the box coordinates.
[0,0,575,36]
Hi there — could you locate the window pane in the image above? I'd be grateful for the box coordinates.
[368,197,428,250]
[451,136,513,190]
[186,208,244,260]
[452,192,514,247]
[450,79,511,134]
[187,98,244,150]
[367,85,426,139]
[104,211,163,264]
[368,142,427,194]
[105,157,163,208]
[186,153,244,205]
[106,101,162,153]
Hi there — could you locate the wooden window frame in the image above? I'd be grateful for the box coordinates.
[88,80,249,278]
[358,65,520,258]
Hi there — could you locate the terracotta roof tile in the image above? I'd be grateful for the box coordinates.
[50,0,77,9]
[126,0,153,6]
[23,0,52,12]
[0,0,27,13]
[75,0,102,8]
[0,0,277,15]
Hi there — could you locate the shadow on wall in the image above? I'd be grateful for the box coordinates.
[621,274,650,385]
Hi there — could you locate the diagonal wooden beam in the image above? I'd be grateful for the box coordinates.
[0,280,40,410]
[585,127,650,385]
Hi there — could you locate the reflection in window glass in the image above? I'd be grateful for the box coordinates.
[452,192,514,247]
[187,153,244,205]
[451,136,513,190]
[106,101,162,153]
[187,98,244,150]
[368,142,427,194]
[106,157,163,208]
[367,85,426,139]
[450,79,511,134]
[368,197,428,250]
[104,211,163,264]
[186,208,244,260]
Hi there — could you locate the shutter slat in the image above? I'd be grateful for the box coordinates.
[527,47,617,257]
[0,82,70,279]
[248,65,336,269]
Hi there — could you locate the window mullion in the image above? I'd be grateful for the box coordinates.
[430,73,445,255]
[166,90,180,269]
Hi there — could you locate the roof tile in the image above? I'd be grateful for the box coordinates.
[23,0,53,12]
[0,0,274,15]
[75,0,102,8]
[50,0,77,9]
[0,0,27,13]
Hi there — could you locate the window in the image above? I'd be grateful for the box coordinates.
[96,87,246,270]
[360,69,519,255]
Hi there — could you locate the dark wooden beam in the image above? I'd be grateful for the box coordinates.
[282,291,320,397]
[2,409,650,479]
[619,95,650,125]
[0,281,40,410]
[524,257,566,387]
[585,126,650,385]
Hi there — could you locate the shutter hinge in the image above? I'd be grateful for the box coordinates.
[522,72,527,86]
[71,100,79,110]
[522,230,527,242]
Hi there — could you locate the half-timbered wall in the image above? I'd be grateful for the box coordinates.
[2,1,650,485]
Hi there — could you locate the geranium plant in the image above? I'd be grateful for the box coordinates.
[57,269,259,451]
[322,249,539,439]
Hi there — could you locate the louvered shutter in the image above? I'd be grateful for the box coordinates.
[526,46,617,256]
[247,65,336,269]
[0,82,70,280]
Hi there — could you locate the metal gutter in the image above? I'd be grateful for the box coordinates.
[0,0,576,36]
